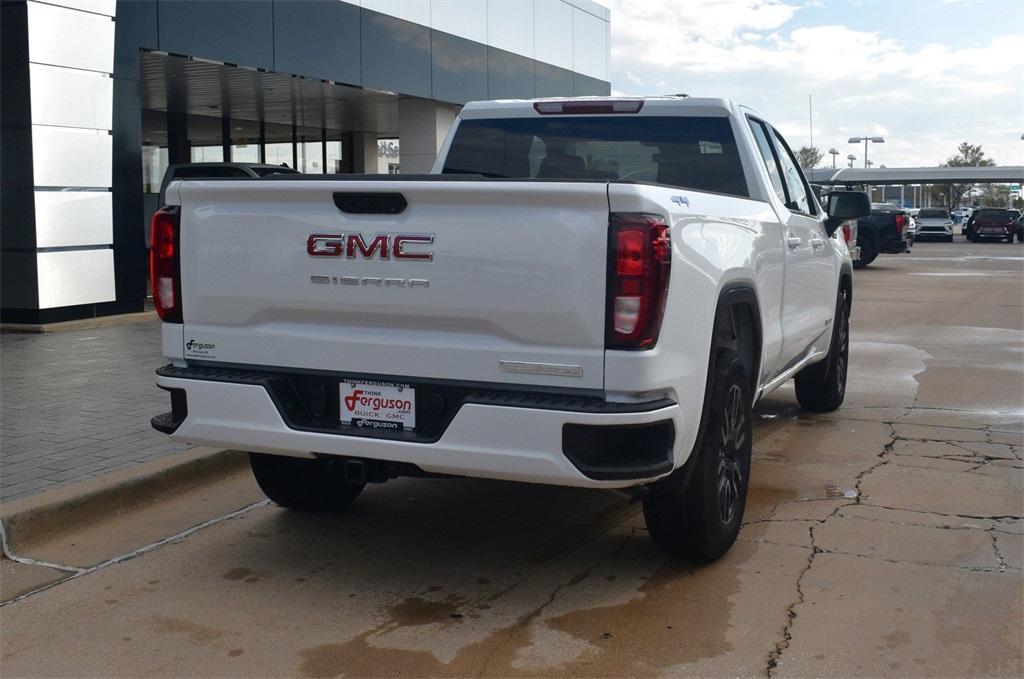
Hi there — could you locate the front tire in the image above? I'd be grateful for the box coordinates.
[642,349,752,561]
[249,453,366,512]
[795,288,850,412]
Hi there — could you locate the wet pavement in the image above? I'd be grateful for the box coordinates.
[1,242,1021,677]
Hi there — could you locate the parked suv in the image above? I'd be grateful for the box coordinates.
[914,208,955,242]
[966,208,1017,243]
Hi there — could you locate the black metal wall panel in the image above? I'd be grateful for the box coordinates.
[360,11,431,99]
[110,76,146,312]
[573,72,611,97]
[431,31,487,105]
[0,0,39,312]
[157,1,274,69]
[274,0,361,86]
[487,47,534,99]
[534,62,574,98]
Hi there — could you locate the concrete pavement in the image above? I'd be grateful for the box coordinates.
[1,241,1021,677]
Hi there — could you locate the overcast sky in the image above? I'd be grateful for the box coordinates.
[603,0,1024,168]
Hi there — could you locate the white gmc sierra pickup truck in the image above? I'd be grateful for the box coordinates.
[151,97,870,561]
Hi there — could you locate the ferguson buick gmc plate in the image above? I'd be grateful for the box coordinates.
[339,381,416,431]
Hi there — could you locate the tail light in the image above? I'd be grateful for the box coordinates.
[150,206,182,323]
[842,222,852,243]
[606,213,671,350]
[894,213,906,235]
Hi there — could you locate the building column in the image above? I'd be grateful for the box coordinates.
[354,132,382,174]
[1,0,120,323]
[398,98,459,174]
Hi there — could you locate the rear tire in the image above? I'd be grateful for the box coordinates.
[249,453,365,512]
[642,349,752,562]
[795,288,850,413]
[853,236,876,269]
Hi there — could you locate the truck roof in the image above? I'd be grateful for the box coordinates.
[459,96,751,120]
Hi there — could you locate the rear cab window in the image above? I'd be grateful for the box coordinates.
[442,116,750,198]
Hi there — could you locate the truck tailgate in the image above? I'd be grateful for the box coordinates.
[175,179,610,390]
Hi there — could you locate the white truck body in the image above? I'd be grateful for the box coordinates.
[153,97,855,492]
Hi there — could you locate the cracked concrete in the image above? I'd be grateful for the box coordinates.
[1,243,1021,676]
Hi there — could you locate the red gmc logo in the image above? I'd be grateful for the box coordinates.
[307,233,434,260]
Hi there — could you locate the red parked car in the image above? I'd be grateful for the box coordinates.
[965,208,1018,243]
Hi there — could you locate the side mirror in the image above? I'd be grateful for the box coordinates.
[824,191,871,236]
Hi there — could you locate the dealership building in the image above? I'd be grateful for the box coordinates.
[0,0,611,324]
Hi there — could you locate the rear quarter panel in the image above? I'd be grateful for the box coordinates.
[605,183,785,460]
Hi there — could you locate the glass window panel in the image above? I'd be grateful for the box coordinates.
[190,146,224,162]
[231,143,259,163]
[326,141,343,174]
[142,145,168,193]
[264,143,293,169]
[770,128,816,215]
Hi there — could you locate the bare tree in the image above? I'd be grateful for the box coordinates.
[942,142,996,210]
[797,146,824,170]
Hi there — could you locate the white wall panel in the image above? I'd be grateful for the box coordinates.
[27,1,114,73]
[571,7,607,80]
[29,63,113,130]
[569,0,608,21]
[36,249,116,309]
[360,0,431,27]
[44,0,116,17]
[32,127,112,188]
[431,0,487,43]
[533,0,573,70]
[487,0,534,58]
[34,191,113,248]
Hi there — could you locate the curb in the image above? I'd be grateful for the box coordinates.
[0,447,248,554]
[0,311,158,334]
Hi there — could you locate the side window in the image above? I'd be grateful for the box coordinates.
[770,129,817,215]
[747,120,787,205]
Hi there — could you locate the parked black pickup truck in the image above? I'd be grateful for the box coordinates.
[854,202,912,269]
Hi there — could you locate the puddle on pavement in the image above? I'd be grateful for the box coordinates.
[296,546,741,677]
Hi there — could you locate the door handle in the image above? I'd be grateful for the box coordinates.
[809,237,825,249]
[786,235,802,249]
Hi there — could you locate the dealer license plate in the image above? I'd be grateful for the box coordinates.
[339,381,416,432]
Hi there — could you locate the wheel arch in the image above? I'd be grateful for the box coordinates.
[658,281,763,495]
[839,263,853,311]
[715,282,763,401]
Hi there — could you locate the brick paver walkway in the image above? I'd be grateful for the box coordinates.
[0,322,193,502]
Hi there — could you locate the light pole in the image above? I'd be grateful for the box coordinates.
[849,136,884,168]
[847,154,856,168]
[829,147,839,169]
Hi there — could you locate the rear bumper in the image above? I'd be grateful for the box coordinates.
[879,235,912,254]
[154,368,686,489]
[972,229,1014,240]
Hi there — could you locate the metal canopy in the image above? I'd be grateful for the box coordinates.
[140,51,401,137]
[806,166,1024,185]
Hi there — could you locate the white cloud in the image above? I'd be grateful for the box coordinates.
[605,0,1024,166]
